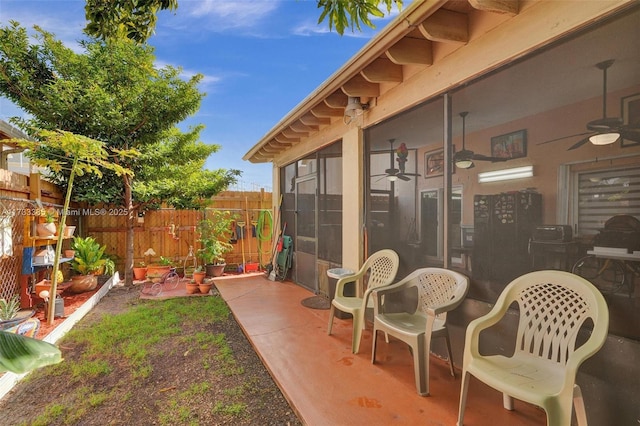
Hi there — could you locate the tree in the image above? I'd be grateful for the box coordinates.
[83,0,403,42]
[0,22,239,285]
[13,129,135,323]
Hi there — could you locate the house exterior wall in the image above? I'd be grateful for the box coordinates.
[256,3,639,422]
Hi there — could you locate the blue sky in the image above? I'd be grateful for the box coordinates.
[0,0,403,190]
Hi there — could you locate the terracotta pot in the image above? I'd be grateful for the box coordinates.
[133,267,148,281]
[193,271,206,284]
[186,283,200,294]
[36,223,57,237]
[146,265,171,276]
[63,225,76,237]
[68,274,98,293]
[64,249,75,258]
[199,283,213,294]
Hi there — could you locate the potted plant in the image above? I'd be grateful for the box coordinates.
[36,208,57,237]
[193,266,206,284]
[0,295,20,324]
[68,236,109,293]
[185,279,199,294]
[146,254,174,277]
[197,210,237,277]
[198,277,214,294]
[133,262,147,281]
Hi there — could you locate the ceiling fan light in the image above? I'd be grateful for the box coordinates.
[455,159,474,169]
[589,132,619,145]
[387,175,398,182]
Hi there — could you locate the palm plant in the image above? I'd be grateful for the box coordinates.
[70,236,108,275]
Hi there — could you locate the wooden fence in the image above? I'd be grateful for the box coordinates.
[86,190,274,273]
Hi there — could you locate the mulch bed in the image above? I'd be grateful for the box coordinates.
[32,283,103,339]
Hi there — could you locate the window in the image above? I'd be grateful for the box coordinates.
[575,166,640,236]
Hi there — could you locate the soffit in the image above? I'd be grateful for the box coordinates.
[243,0,636,164]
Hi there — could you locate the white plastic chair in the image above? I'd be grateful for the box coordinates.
[457,270,609,426]
[371,268,469,396]
[327,249,400,354]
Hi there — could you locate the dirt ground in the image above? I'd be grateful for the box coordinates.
[0,285,302,426]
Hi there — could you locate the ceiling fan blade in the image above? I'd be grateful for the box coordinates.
[401,172,421,177]
[472,154,508,162]
[536,132,594,145]
[397,174,411,181]
[567,136,591,150]
[371,173,388,178]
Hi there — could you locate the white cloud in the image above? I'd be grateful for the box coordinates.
[292,20,373,39]
[0,2,88,53]
[178,0,280,31]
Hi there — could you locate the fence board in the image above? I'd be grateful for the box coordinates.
[86,190,273,274]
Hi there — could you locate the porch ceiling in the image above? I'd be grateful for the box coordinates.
[244,0,638,163]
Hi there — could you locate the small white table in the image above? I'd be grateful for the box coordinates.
[327,267,355,280]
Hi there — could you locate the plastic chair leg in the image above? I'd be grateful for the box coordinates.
[503,393,514,410]
[456,370,471,426]
[352,309,363,354]
[327,305,335,335]
[444,331,455,377]
[573,384,587,426]
[412,335,428,396]
[371,327,379,363]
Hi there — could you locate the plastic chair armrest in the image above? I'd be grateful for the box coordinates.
[464,306,508,357]
[429,297,465,317]
[334,269,366,297]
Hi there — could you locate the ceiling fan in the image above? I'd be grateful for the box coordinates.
[454,111,507,169]
[371,138,421,181]
[538,59,640,150]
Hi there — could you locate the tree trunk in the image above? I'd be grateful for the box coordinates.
[124,173,134,286]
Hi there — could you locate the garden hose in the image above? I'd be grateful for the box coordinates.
[256,209,273,267]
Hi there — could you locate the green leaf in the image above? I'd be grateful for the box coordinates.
[0,331,62,374]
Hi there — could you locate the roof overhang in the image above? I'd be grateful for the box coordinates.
[244,0,635,164]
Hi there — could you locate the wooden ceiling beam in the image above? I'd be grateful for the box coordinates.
[386,37,433,65]
[419,9,468,44]
[341,74,380,98]
[311,102,343,118]
[299,113,330,127]
[324,91,349,109]
[361,57,403,83]
[282,128,307,139]
[290,121,317,133]
[469,0,518,15]
[260,144,282,154]
[268,140,291,150]
[274,134,299,144]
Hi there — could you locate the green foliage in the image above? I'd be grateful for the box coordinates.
[84,0,179,42]
[158,256,173,266]
[81,0,401,42]
[0,21,240,285]
[0,295,20,321]
[197,210,238,265]
[0,330,62,374]
[133,126,240,210]
[70,236,108,275]
[0,22,236,209]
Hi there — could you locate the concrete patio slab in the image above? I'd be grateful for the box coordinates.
[215,274,546,425]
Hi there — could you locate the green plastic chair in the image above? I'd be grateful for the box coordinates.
[371,268,469,396]
[327,249,400,354]
[457,270,609,426]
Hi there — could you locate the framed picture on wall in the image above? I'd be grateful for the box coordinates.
[491,129,527,159]
[621,93,640,147]
[425,149,444,177]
